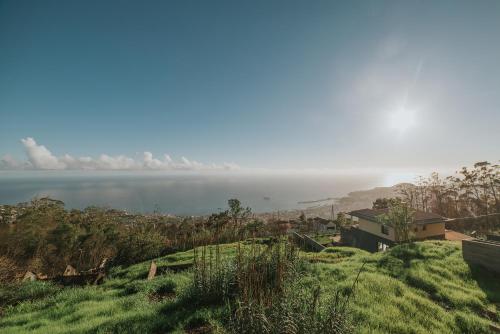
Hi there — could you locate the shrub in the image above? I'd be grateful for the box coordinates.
[0,256,21,284]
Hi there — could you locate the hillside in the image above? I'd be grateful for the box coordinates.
[257,185,400,221]
[0,240,498,333]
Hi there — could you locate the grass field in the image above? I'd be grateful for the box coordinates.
[310,233,335,245]
[0,240,499,333]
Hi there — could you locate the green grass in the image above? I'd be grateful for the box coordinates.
[0,241,498,333]
[310,233,334,245]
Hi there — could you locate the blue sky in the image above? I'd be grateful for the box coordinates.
[1,0,499,171]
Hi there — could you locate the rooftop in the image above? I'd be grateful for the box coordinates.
[349,208,444,225]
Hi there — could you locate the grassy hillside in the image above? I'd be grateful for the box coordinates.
[0,240,498,333]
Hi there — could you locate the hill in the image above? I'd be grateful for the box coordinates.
[0,240,499,333]
[257,184,400,221]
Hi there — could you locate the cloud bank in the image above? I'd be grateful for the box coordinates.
[0,138,240,171]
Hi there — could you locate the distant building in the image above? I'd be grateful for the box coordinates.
[342,208,445,252]
[305,217,337,234]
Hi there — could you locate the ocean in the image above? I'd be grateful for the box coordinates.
[0,171,415,215]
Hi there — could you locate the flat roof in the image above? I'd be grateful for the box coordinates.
[348,208,444,225]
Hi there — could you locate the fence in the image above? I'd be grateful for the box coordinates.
[292,232,325,252]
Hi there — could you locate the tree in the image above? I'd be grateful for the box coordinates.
[299,211,306,223]
[245,219,264,235]
[335,212,347,229]
[227,199,251,228]
[207,211,230,232]
[397,161,500,218]
[378,201,415,243]
[372,198,401,209]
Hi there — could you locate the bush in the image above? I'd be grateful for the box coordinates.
[116,229,166,265]
[0,256,21,283]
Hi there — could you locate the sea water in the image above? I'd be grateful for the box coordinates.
[0,171,415,215]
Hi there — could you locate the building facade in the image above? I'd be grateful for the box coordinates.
[343,208,445,252]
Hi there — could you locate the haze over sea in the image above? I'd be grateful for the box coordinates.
[0,171,421,215]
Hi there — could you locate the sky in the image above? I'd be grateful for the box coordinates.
[1,0,499,173]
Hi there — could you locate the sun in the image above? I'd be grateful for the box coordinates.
[388,108,416,133]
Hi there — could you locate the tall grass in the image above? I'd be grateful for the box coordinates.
[189,238,355,333]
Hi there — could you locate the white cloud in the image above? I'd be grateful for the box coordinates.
[1,137,240,172]
[21,137,66,169]
[0,154,22,169]
[96,154,138,170]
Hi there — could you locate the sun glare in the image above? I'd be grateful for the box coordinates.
[388,108,416,133]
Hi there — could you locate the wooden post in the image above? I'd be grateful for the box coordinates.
[147,261,157,280]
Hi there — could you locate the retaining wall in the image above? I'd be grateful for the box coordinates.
[462,239,500,274]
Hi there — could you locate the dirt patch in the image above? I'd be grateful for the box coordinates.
[148,291,175,302]
[445,229,473,241]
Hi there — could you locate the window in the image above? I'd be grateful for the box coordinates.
[423,225,427,231]
[381,225,389,235]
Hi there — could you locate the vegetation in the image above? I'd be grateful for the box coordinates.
[397,161,499,218]
[0,240,498,333]
[0,198,266,280]
[189,239,352,333]
[1,160,499,332]
[371,161,500,237]
[377,199,415,242]
[311,234,335,246]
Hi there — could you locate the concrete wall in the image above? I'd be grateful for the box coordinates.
[358,218,444,242]
[412,222,445,240]
[349,227,394,252]
[358,218,396,241]
[462,239,500,274]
